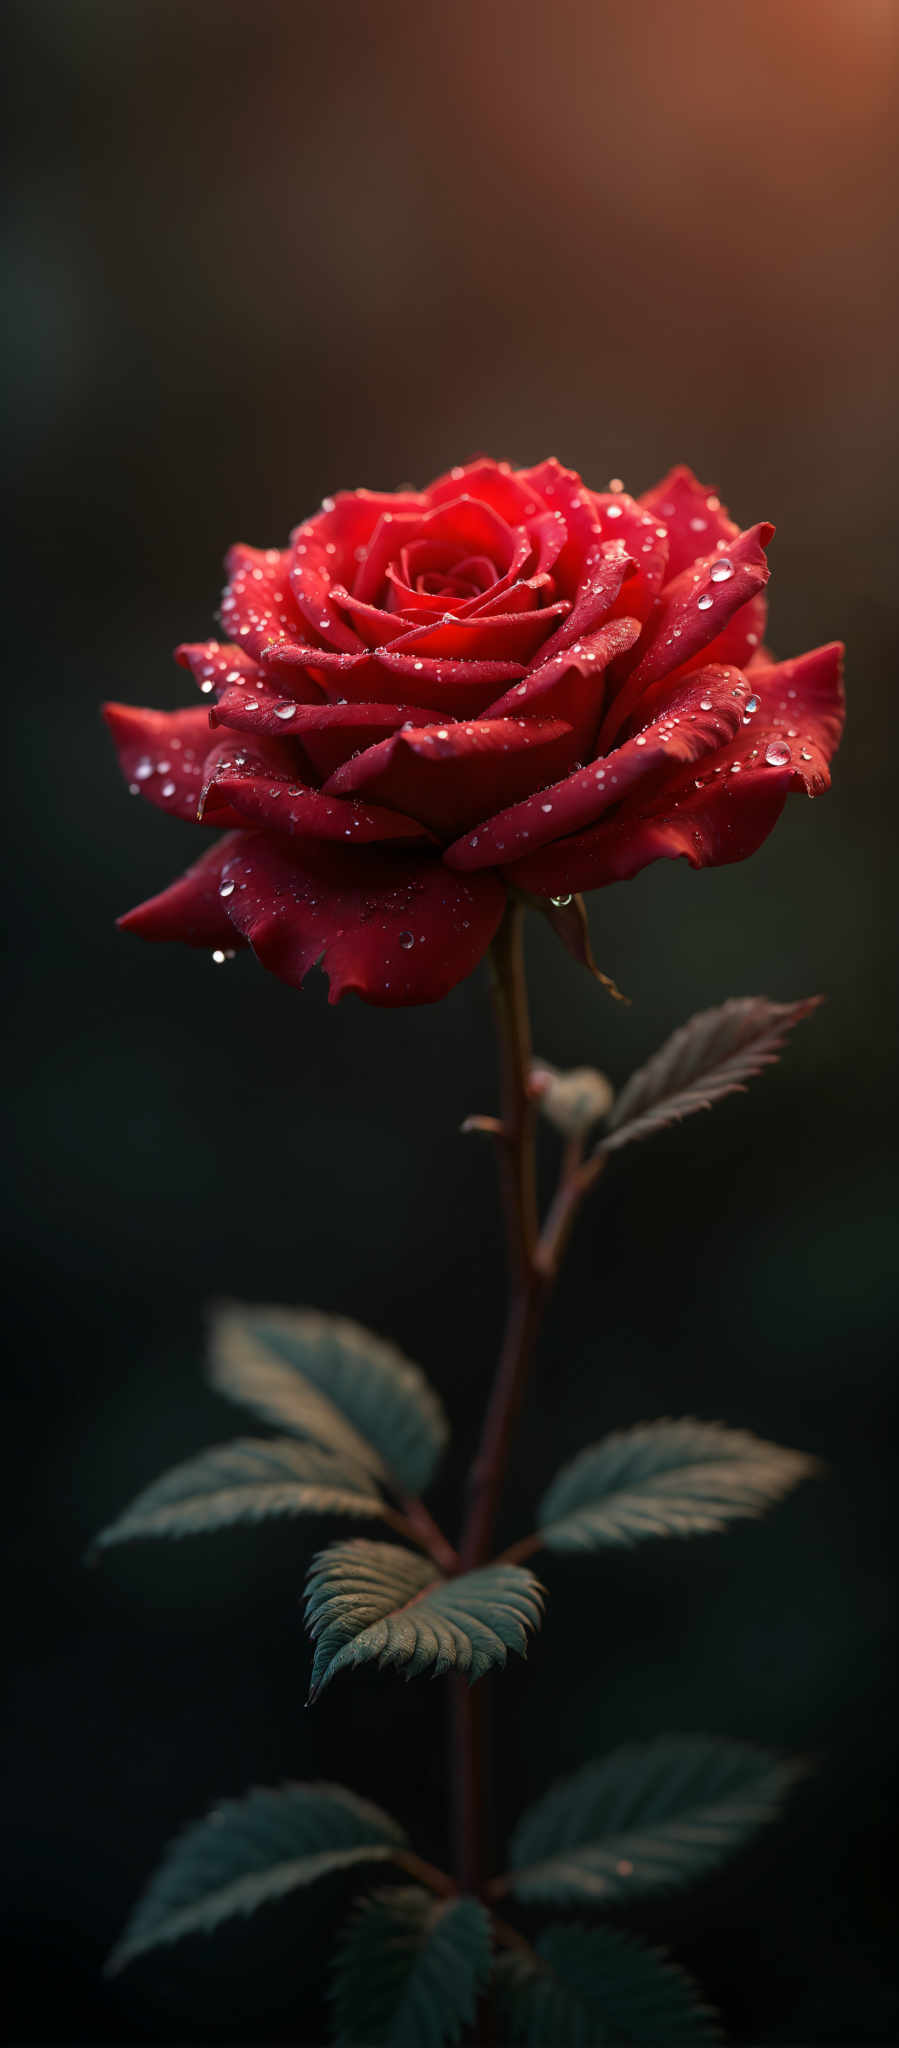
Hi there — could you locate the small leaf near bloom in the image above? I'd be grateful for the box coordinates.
[599,994,819,1154]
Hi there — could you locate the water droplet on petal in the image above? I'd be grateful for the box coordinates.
[745,695,759,713]
[398,930,414,950]
[550,894,573,907]
[274,702,297,720]
[219,880,235,899]
[765,740,791,767]
[710,557,734,583]
[699,697,713,712]
[697,592,714,611]
[160,781,177,798]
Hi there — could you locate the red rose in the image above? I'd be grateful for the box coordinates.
[105,459,844,1006]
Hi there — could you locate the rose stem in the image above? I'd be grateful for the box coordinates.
[450,898,605,1906]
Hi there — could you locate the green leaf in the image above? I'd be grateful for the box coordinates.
[493,1924,720,2044]
[331,1885,491,2047]
[305,1540,544,1701]
[599,995,818,1154]
[504,1735,798,1904]
[108,1782,408,1974]
[537,1418,817,1554]
[96,1438,387,1547]
[208,1302,448,1496]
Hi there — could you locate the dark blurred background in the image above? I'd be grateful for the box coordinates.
[5,1,898,2041]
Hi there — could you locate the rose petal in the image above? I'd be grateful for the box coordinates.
[706,640,845,794]
[220,836,507,1006]
[485,616,642,750]
[298,488,427,586]
[117,833,249,948]
[589,492,670,622]
[505,642,844,896]
[517,459,604,596]
[288,531,366,654]
[324,716,579,836]
[212,695,435,776]
[599,522,774,745]
[220,546,305,659]
[425,458,547,525]
[202,764,434,844]
[379,601,570,665]
[175,640,261,697]
[103,704,239,825]
[638,464,740,578]
[369,648,527,714]
[529,540,634,664]
[444,664,745,871]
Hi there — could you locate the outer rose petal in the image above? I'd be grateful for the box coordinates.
[220,546,305,659]
[324,716,578,836]
[201,766,434,845]
[219,835,507,1006]
[103,704,242,826]
[117,834,249,948]
[444,665,745,872]
[674,589,769,678]
[175,640,261,696]
[506,641,844,896]
[638,464,740,578]
[600,522,774,745]
[211,696,435,775]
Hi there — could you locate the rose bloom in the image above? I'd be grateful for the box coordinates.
[105,460,843,1006]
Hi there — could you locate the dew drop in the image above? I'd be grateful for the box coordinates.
[274,702,297,720]
[635,734,647,746]
[550,894,573,907]
[160,781,177,798]
[398,930,415,950]
[765,739,791,767]
[219,880,235,899]
[699,697,713,712]
[134,760,153,780]
[697,592,714,611]
[541,802,553,813]
[800,747,812,760]
[211,948,236,965]
[200,680,214,694]
[745,694,759,713]
[709,557,734,583]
